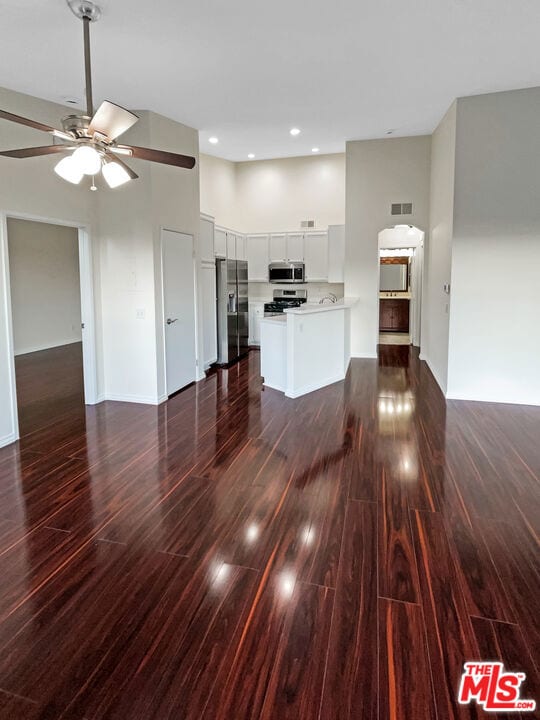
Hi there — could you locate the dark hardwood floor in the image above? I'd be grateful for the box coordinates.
[0,343,538,719]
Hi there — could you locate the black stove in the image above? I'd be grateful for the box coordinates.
[264,289,307,315]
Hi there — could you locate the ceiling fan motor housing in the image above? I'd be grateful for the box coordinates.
[67,0,102,22]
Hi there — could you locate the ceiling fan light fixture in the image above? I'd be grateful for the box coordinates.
[72,145,102,175]
[54,155,84,184]
[102,159,131,188]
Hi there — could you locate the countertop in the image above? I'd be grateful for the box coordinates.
[379,293,411,300]
[284,297,358,315]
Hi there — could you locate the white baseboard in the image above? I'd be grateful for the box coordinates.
[0,431,19,449]
[263,380,286,393]
[351,353,378,359]
[15,338,82,356]
[100,393,161,405]
[286,372,345,399]
[419,354,447,396]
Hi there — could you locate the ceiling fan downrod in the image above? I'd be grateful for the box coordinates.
[67,1,102,116]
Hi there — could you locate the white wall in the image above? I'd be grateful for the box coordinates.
[199,152,345,232]
[423,103,456,392]
[235,153,345,233]
[447,88,540,405]
[7,219,81,355]
[199,153,237,229]
[96,109,201,404]
[345,136,431,357]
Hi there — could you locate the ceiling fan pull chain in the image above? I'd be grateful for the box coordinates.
[90,175,97,191]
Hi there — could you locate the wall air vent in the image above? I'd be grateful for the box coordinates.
[301,220,315,228]
[390,203,413,215]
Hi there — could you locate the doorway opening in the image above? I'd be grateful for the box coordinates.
[1,213,97,446]
[377,225,424,348]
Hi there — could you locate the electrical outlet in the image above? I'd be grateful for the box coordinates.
[136,308,145,320]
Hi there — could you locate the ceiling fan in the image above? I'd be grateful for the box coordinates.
[0,0,196,190]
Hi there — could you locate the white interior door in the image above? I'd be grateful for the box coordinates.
[162,229,197,395]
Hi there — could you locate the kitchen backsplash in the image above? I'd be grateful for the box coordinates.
[249,282,345,302]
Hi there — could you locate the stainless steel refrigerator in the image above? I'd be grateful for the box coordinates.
[216,258,249,365]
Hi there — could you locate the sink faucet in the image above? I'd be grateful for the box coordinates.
[319,293,338,304]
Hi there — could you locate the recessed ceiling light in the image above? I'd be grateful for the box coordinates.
[311,147,319,153]
[248,153,255,159]
[208,136,219,144]
[290,128,301,136]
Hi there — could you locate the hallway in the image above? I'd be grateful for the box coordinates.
[0,348,538,718]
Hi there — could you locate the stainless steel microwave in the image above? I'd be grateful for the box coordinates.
[268,262,305,284]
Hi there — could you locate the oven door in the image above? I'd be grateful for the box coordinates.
[268,262,305,283]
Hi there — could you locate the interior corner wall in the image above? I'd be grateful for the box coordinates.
[0,86,98,445]
[148,111,201,396]
[199,153,237,229]
[345,136,431,358]
[7,218,81,355]
[423,102,456,393]
[447,87,540,405]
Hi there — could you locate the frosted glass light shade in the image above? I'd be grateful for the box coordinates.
[102,160,130,188]
[54,155,84,184]
[71,145,102,175]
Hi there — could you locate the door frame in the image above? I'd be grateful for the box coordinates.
[0,210,98,446]
[160,227,199,397]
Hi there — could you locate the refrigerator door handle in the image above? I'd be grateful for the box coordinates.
[228,292,237,313]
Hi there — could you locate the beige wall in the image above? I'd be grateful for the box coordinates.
[447,87,540,404]
[345,136,431,357]
[7,219,81,355]
[423,102,456,392]
[199,152,345,233]
[235,154,345,233]
[199,153,237,229]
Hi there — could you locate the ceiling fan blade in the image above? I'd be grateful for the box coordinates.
[88,101,139,140]
[108,153,139,180]
[116,144,196,169]
[0,109,73,141]
[0,145,72,159]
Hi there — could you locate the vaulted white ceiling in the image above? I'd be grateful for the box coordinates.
[1,0,539,160]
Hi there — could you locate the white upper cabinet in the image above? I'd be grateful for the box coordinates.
[247,234,269,281]
[236,234,246,261]
[269,233,304,262]
[286,233,304,262]
[328,225,345,283]
[269,233,287,262]
[200,215,215,262]
[214,228,227,258]
[304,231,328,282]
[226,232,237,260]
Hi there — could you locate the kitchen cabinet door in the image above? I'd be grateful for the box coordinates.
[328,225,345,283]
[214,228,227,258]
[226,232,237,260]
[247,235,269,281]
[304,231,328,281]
[249,302,264,345]
[201,260,217,367]
[200,216,215,261]
[269,234,287,262]
[286,233,304,261]
[236,234,246,261]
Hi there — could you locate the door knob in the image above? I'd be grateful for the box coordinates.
[166,318,178,325]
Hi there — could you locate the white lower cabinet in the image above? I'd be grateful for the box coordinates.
[249,302,265,345]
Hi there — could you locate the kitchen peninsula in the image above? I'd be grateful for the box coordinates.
[259,299,357,398]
